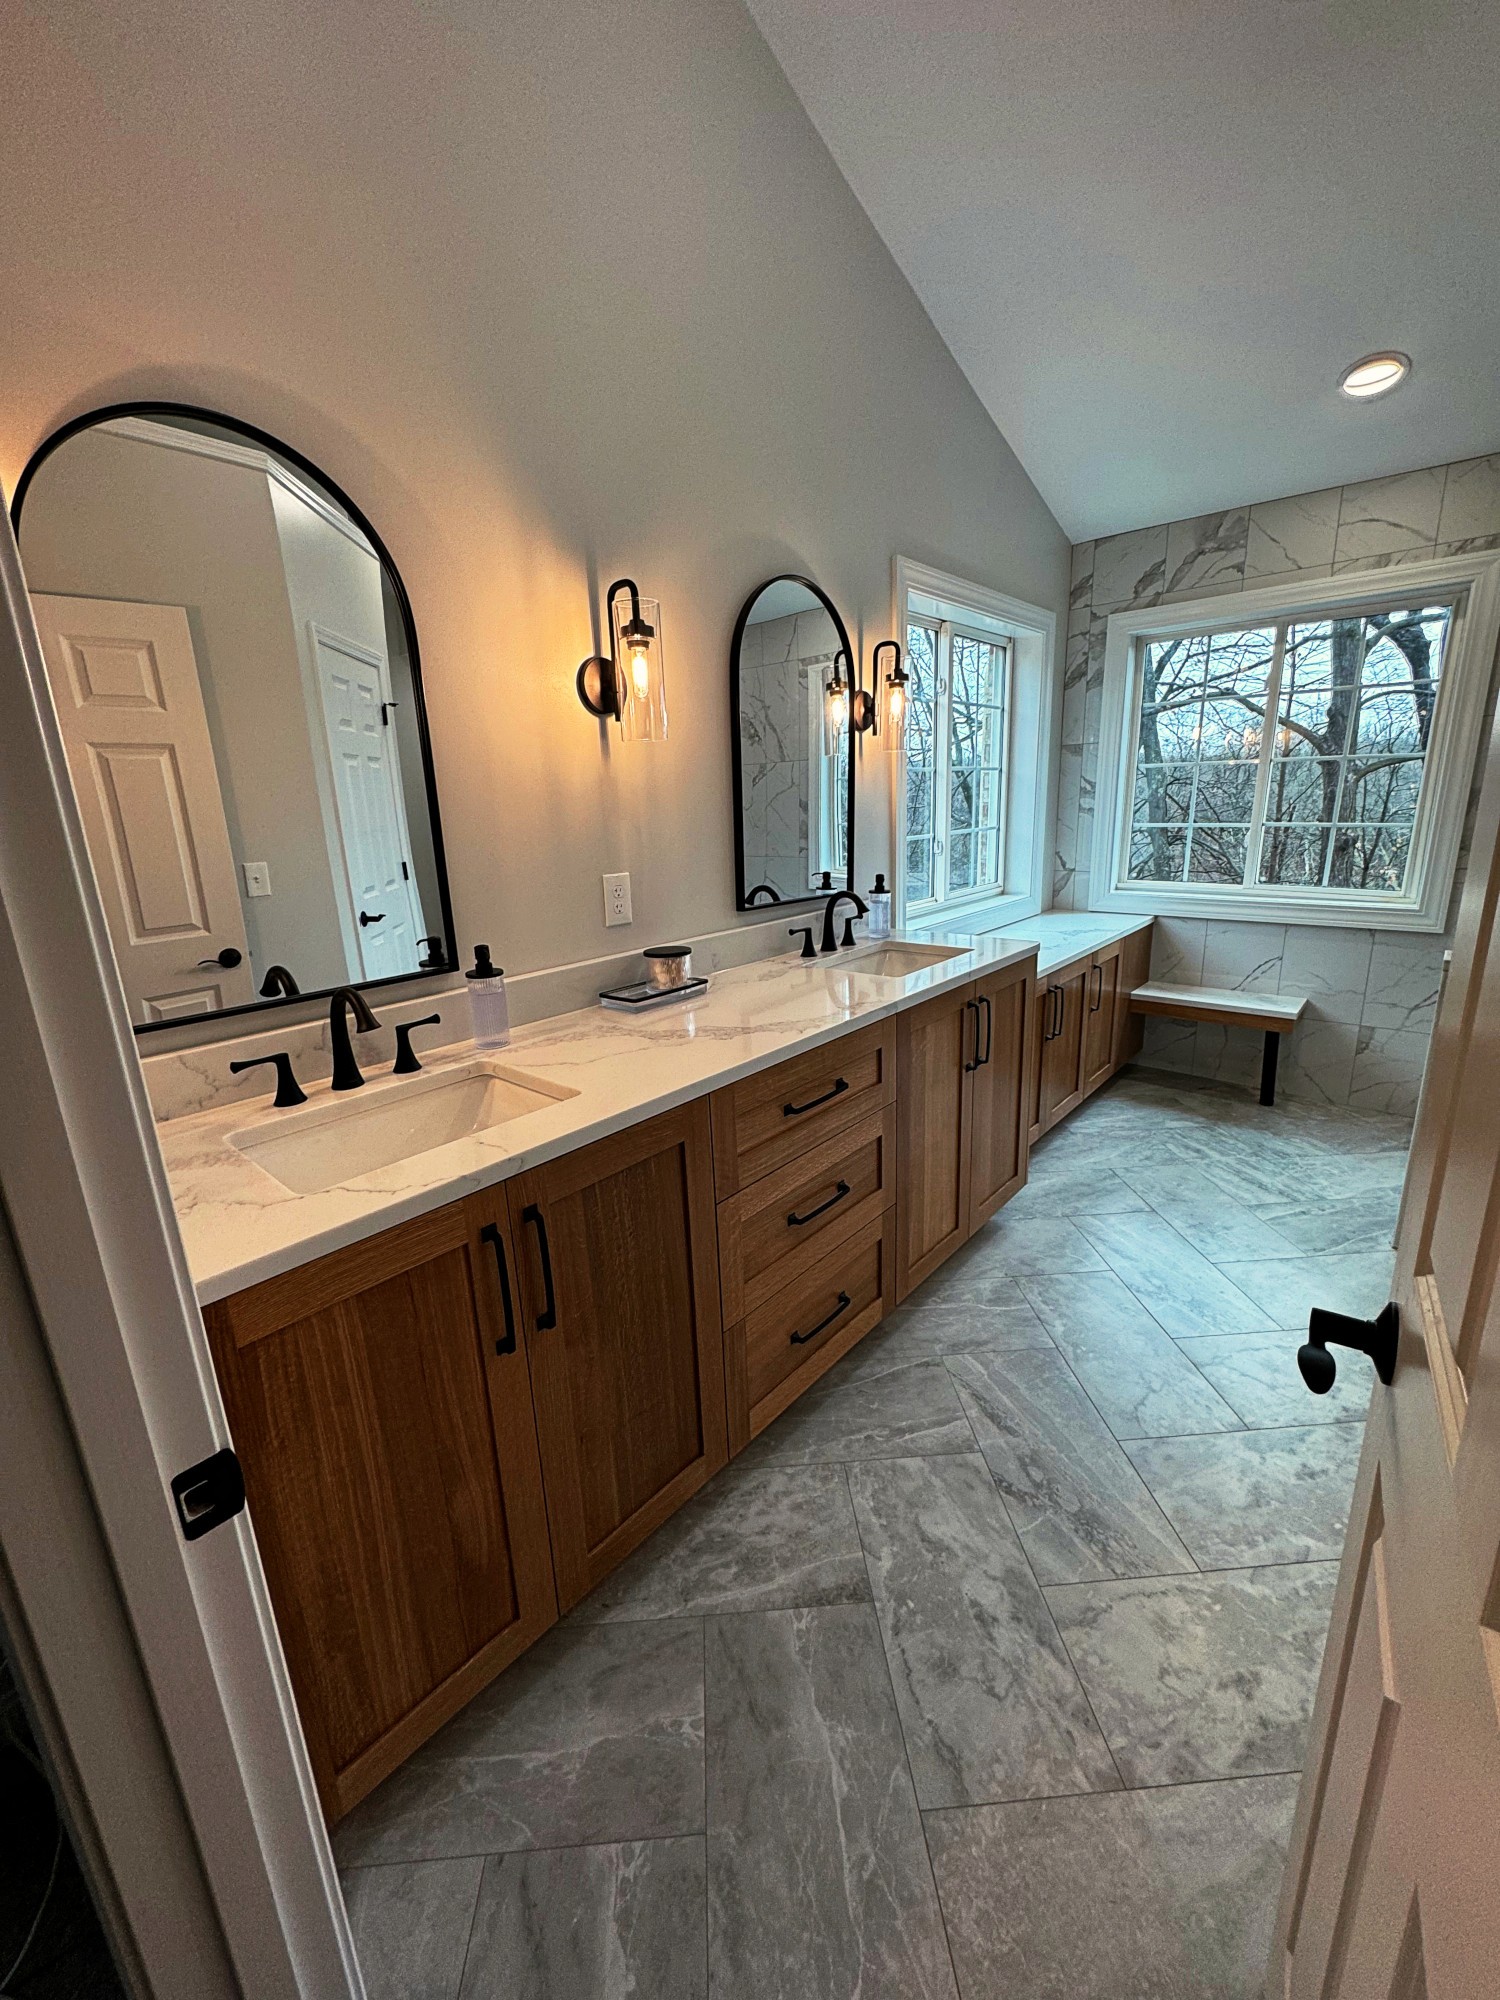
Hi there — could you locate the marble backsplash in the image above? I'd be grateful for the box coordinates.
[1057,454,1500,1112]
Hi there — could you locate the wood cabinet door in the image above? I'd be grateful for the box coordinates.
[895,981,977,1299]
[1082,946,1121,1095]
[508,1099,728,1610]
[1039,968,1087,1132]
[202,1194,557,1821]
[1112,922,1153,1070]
[968,957,1036,1230]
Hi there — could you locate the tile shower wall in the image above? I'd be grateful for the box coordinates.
[1055,456,1500,1114]
[737,606,835,900]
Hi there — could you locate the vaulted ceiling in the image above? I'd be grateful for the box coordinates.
[746,0,1500,540]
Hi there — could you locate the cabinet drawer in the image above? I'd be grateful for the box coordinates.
[729,1210,895,1448]
[718,1103,894,1323]
[710,1019,895,1196]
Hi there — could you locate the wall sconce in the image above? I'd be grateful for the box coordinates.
[850,640,907,737]
[823,649,851,750]
[577,578,668,741]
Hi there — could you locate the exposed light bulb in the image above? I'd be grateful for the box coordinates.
[888,684,906,728]
[629,643,651,698]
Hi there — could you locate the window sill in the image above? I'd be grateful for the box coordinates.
[1087,880,1446,934]
[904,890,1040,938]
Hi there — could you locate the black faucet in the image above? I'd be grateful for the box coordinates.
[329,986,379,1090]
[819,890,868,954]
[258,963,300,998]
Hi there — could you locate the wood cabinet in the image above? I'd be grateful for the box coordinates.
[507,1098,727,1612]
[1082,944,1121,1095]
[896,954,1037,1299]
[1034,962,1087,1139]
[203,1193,557,1821]
[1032,922,1154,1140]
[1112,923,1153,1070]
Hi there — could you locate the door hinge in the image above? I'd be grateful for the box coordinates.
[381,701,393,725]
[170,1447,246,1542]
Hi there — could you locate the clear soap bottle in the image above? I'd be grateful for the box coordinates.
[466,943,511,1048]
[867,874,893,939]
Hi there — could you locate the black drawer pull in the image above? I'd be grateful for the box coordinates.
[790,1291,852,1346]
[784,1076,849,1117]
[787,1180,851,1227]
[1089,963,1103,1012]
[521,1203,557,1330]
[963,995,981,1072]
[481,1222,517,1354]
[980,993,994,1066]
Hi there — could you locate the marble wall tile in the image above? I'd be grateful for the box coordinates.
[1068,540,1095,637]
[1278,926,1374,1025]
[1124,1424,1361,1567]
[706,1604,957,2000]
[1436,454,1500,546]
[949,1348,1195,1585]
[1201,920,1285,992]
[1074,1212,1274,1338]
[1243,488,1342,579]
[1163,510,1250,597]
[1361,938,1445,1034]
[1045,1564,1338,1786]
[1150,917,1208,984]
[1138,1016,1198,1073]
[925,1773,1297,2000]
[1091,525,1168,613]
[848,1453,1118,1806]
[1277,1020,1361,1108]
[1349,1026,1430,1118]
[460,1840,705,2000]
[569,1465,869,1623]
[1332,544,1443,576]
[1191,1024,1265,1094]
[342,1859,483,2000]
[333,1620,705,1865]
[1333,467,1446,563]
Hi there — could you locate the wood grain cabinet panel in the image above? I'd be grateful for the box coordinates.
[968,957,1037,1230]
[1034,962,1088,1138]
[1112,923,1153,1069]
[202,1195,557,1821]
[1082,946,1121,1096]
[710,1019,895,1197]
[508,1099,728,1611]
[895,982,978,1298]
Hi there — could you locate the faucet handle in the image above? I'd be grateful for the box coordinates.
[789,925,817,960]
[229,1052,307,1108]
[840,914,860,948]
[393,1013,443,1076]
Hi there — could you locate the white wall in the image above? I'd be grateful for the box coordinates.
[0,0,1069,998]
[1056,460,1500,1113]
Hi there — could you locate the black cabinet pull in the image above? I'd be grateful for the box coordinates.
[522,1203,557,1330]
[963,996,981,1072]
[787,1180,851,1227]
[979,994,994,1066]
[1052,985,1064,1038]
[790,1291,851,1346]
[1089,963,1103,1012]
[784,1076,849,1117]
[481,1222,517,1354]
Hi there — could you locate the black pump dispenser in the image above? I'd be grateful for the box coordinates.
[467,943,504,980]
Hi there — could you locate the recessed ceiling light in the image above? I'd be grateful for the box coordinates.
[1338,351,1412,400]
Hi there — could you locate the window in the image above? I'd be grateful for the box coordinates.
[903,617,1010,911]
[1092,552,1500,931]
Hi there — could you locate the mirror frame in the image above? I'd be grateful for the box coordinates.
[11,400,458,1036]
[729,572,857,912]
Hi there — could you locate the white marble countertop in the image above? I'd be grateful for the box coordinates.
[161,932,1039,1305]
[928,908,1154,978]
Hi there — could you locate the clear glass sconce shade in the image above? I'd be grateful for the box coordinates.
[610,593,667,741]
[823,662,850,756]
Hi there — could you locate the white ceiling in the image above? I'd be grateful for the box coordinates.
[746,0,1500,542]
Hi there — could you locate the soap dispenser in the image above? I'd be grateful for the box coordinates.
[867,874,892,939]
[466,944,511,1048]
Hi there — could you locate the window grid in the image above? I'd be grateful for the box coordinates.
[905,617,1010,911]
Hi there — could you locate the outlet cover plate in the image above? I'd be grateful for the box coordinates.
[603,872,633,927]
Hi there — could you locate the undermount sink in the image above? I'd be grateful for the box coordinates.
[230,1060,578,1195]
[842,942,970,978]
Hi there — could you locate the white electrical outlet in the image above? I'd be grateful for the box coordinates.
[603,871,633,927]
[241,861,272,898]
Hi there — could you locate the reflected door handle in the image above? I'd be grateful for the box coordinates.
[197,947,243,969]
[1298,1302,1400,1393]
[359,910,386,927]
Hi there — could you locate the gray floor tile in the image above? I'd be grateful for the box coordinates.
[877,1299,1055,1356]
[924,1773,1298,1999]
[847,1453,1118,1806]
[948,1348,1197,1584]
[1176,1332,1373,1429]
[1253,1188,1399,1254]
[1134,1175,1304,1265]
[459,1840,705,2000]
[706,1604,957,2000]
[1076,1212,1276,1337]
[1017,1267,1170,1339]
[333,1621,705,1865]
[1214,1249,1396,1326]
[908,1233,1031,1309]
[342,1859,482,2000]
[969,1211,1110,1276]
[1047,1565,1338,1785]
[1038,1320,1243,1440]
[570,1465,869,1621]
[1124,1424,1363,1567]
[736,1338,973,1467]
[1001,1156,1150,1217]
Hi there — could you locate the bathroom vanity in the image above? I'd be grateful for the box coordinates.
[158,919,1151,1822]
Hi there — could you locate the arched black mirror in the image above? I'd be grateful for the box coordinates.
[730,573,856,910]
[12,403,455,1033]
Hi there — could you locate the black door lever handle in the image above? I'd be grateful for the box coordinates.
[1298,1301,1400,1394]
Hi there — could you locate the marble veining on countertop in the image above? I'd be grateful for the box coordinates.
[930,909,1154,978]
[161,933,1039,1305]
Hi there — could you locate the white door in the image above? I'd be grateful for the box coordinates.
[1272,727,1500,1990]
[30,593,255,1019]
[310,626,424,980]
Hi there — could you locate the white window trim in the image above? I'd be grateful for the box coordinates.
[1088,551,1500,933]
[903,614,1013,916]
[893,556,1058,933]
